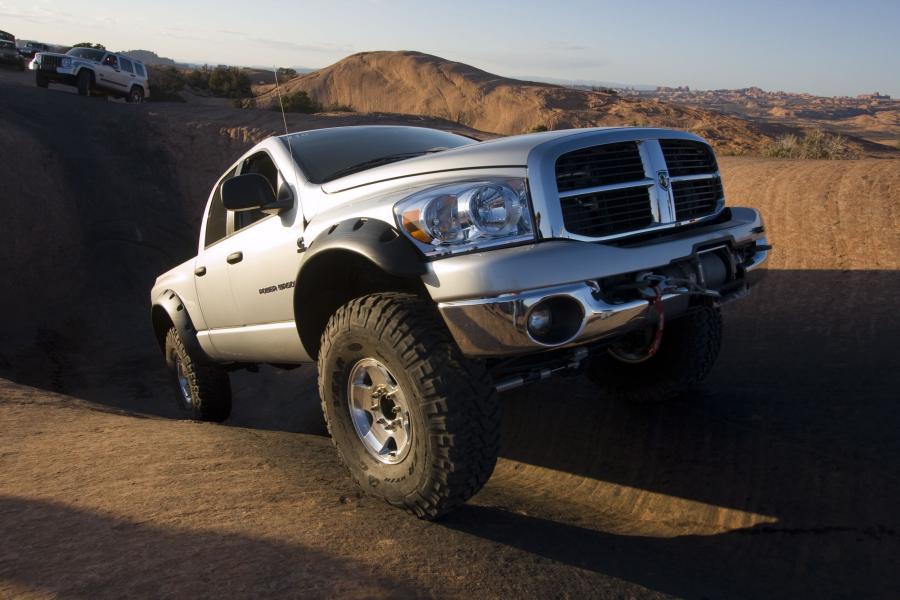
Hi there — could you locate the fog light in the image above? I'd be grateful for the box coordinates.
[527,307,553,337]
[525,296,585,345]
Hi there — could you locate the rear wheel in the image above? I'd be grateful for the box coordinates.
[318,292,500,519]
[76,70,93,96]
[587,305,723,403]
[35,71,49,88]
[126,85,144,103]
[164,327,231,422]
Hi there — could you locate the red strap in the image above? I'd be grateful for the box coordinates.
[646,286,665,358]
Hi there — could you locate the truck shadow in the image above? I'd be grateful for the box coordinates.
[0,495,419,598]
[2,269,899,597]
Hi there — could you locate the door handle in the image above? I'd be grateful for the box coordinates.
[226,251,243,264]
[194,266,206,276]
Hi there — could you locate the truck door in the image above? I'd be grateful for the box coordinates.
[217,151,307,363]
[193,169,245,355]
[96,53,127,92]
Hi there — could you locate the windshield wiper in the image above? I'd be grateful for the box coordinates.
[322,149,447,183]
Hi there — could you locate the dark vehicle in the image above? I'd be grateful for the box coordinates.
[18,41,50,60]
[0,30,24,71]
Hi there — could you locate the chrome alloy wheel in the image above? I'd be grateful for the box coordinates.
[174,356,193,409]
[347,358,412,464]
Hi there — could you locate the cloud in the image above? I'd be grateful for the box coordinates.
[214,30,352,55]
[547,41,590,52]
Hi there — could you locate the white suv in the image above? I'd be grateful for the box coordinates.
[30,47,150,102]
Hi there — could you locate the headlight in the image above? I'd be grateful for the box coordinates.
[61,57,72,67]
[395,179,534,256]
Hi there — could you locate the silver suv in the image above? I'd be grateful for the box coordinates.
[150,125,769,518]
[30,47,149,102]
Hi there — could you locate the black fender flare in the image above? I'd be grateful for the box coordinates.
[293,218,427,357]
[151,289,209,362]
[299,218,426,280]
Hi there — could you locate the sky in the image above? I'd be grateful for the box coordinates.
[1,0,898,97]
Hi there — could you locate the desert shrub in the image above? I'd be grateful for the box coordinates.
[764,128,856,159]
[232,97,257,109]
[323,103,354,112]
[207,66,252,98]
[73,42,106,50]
[530,124,549,132]
[181,65,251,99]
[146,66,186,102]
[276,67,298,81]
[278,90,322,113]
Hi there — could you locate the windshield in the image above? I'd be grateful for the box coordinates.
[66,48,105,62]
[284,126,474,184]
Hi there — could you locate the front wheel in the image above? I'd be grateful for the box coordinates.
[76,70,92,96]
[318,292,500,519]
[164,327,231,422]
[587,305,723,403]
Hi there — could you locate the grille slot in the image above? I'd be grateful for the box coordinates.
[672,177,723,221]
[660,139,718,176]
[39,55,63,70]
[555,142,645,192]
[561,186,653,237]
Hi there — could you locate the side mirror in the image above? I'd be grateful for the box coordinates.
[222,173,281,212]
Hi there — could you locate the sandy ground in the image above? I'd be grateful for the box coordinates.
[1,67,900,599]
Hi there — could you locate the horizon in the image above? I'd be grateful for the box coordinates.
[2,0,898,97]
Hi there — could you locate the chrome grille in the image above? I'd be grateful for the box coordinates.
[555,142,645,192]
[39,55,63,70]
[672,177,724,221]
[660,139,718,176]
[560,187,654,237]
[550,136,722,240]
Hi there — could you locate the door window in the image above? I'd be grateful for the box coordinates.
[120,57,134,74]
[204,168,236,247]
[102,54,118,68]
[134,63,146,77]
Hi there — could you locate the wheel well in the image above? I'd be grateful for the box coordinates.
[76,67,94,81]
[294,249,426,359]
[151,304,174,354]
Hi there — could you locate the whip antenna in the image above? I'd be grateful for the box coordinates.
[274,65,289,136]
[273,65,307,229]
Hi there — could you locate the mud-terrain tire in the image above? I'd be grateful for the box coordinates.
[587,305,723,403]
[126,86,144,103]
[164,327,231,422]
[35,71,48,88]
[318,292,500,519]
[76,70,93,96]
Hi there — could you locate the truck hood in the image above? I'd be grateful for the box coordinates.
[319,127,639,194]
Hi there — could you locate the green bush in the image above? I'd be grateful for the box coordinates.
[146,66,186,102]
[323,103,354,112]
[181,65,251,99]
[207,66,252,98]
[276,67,298,81]
[764,128,856,159]
[277,90,322,113]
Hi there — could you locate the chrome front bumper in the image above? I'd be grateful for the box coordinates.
[436,211,769,358]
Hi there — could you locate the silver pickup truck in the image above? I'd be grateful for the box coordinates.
[150,125,768,518]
